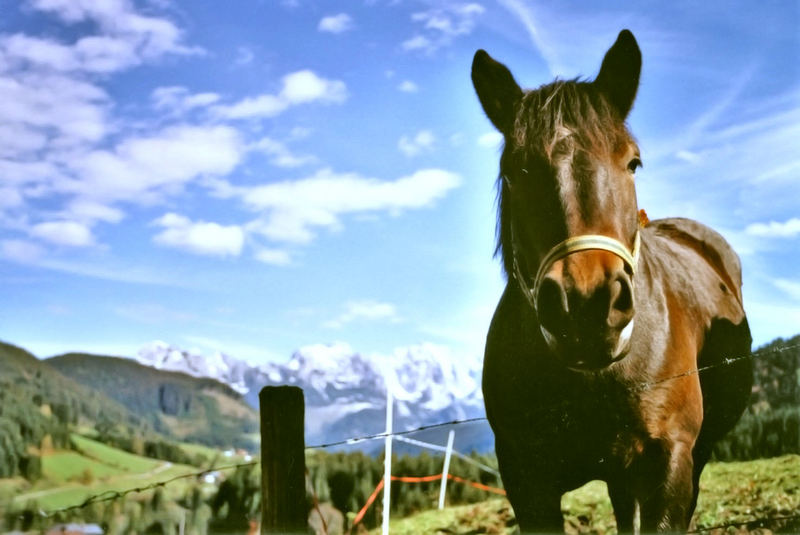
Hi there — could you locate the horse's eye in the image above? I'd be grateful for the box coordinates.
[627,158,642,173]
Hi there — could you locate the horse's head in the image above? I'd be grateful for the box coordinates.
[472,30,643,370]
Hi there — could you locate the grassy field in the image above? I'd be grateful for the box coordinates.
[8,434,200,512]
[71,434,163,473]
[372,455,800,534]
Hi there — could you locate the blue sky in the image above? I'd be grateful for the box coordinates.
[1,0,798,364]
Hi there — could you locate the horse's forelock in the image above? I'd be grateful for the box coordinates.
[512,80,625,159]
[495,80,631,277]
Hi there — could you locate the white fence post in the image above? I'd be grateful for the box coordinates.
[382,387,393,534]
[438,429,455,510]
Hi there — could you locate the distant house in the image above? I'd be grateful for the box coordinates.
[203,470,222,484]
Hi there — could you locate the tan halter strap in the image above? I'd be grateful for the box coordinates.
[530,231,641,313]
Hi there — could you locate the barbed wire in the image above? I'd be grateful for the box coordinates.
[22,339,800,530]
[34,460,257,519]
[304,416,489,450]
[634,341,800,393]
[29,417,492,521]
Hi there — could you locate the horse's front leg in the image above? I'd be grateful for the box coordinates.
[637,438,696,532]
[495,439,564,533]
[608,479,637,534]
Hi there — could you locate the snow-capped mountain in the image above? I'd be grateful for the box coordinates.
[133,340,490,451]
[136,341,251,394]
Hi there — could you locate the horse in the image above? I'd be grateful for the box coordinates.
[471,30,753,533]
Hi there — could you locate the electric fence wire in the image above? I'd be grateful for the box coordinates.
[25,341,800,530]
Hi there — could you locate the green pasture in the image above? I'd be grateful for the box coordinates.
[15,463,201,511]
[178,441,220,461]
[42,451,126,483]
[371,454,800,534]
[9,433,199,512]
[71,434,162,473]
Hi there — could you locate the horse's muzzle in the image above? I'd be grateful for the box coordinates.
[537,262,635,369]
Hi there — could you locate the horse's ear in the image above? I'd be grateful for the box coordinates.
[472,49,523,136]
[594,30,641,119]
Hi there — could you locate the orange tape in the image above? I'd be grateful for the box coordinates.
[351,478,384,527]
[350,472,506,529]
[390,474,444,483]
[448,474,507,496]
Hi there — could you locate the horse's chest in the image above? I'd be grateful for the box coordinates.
[486,363,641,452]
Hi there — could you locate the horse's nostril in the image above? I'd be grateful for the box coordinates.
[608,273,634,328]
[537,275,568,336]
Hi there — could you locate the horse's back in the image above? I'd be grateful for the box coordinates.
[649,217,746,322]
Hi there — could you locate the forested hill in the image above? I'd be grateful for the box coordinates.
[714,334,800,460]
[750,334,800,411]
[47,352,258,449]
[0,341,146,478]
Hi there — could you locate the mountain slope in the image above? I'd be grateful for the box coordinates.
[46,353,258,449]
[0,341,144,478]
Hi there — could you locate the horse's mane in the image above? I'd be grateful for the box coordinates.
[495,79,630,276]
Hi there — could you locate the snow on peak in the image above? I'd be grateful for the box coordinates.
[135,341,250,394]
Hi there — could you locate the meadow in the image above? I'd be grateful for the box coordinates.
[371,455,800,534]
[2,433,202,513]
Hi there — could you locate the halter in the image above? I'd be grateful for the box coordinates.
[512,230,641,314]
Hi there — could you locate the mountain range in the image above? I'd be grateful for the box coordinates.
[47,352,259,450]
[135,340,492,452]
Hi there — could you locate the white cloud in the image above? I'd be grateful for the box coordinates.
[0,72,110,149]
[404,2,485,53]
[151,86,220,113]
[402,35,432,52]
[66,200,125,224]
[0,33,79,71]
[318,13,354,34]
[30,220,95,247]
[0,187,24,208]
[71,125,244,203]
[398,130,436,156]
[251,137,316,168]
[477,131,503,148]
[774,279,800,301]
[152,213,244,257]
[0,123,48,158]
[235,46,255,66]
[289,127,313,140]
[1,239,45,262]
[0,160,66,190]
[745,218,800,238]
[215,69,347,120]
[494,0,562,75]
[242,167,461,244]
[215,94,286,120]
[254,248,292,266]
[397,80,419,93]
[1,0,200,75]
[28,0,201,61]
[324,300,400,329]
[675,150,702,164]
[281,70,347,105]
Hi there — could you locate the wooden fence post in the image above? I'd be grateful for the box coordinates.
[260,385,306,534]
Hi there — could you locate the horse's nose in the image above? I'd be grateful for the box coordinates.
[537,275,569,340]
[607,270,634,330]
[536,265,634,358]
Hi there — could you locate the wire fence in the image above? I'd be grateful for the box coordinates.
[20,340,800,533]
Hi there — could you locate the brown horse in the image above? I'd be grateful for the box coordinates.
[472,30,752,533]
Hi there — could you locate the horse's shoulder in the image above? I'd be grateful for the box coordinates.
[645,216,744,307]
